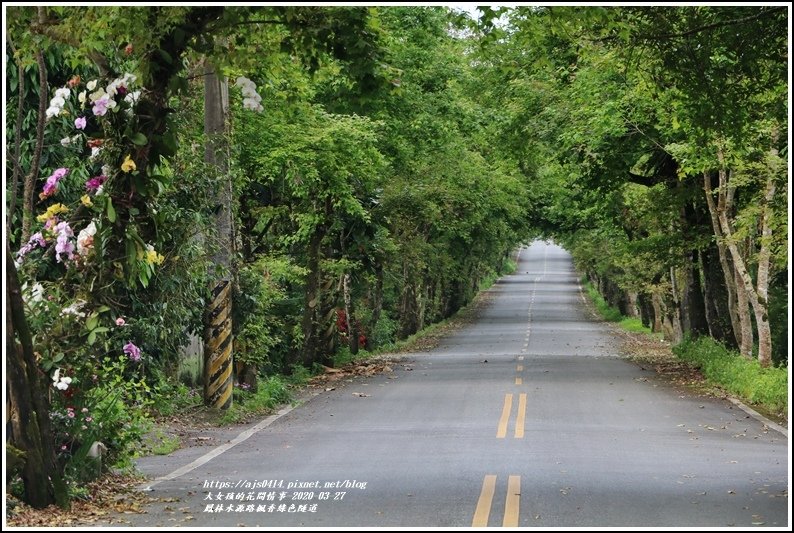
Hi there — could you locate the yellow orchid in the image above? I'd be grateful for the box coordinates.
[121,155,137,173]
[37,203,69,222]
[80,194,93,207]
[145,245,165,265]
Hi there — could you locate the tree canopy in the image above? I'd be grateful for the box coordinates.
[4,4,788,508]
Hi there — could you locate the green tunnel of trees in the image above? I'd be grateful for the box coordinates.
[4,5,788,508]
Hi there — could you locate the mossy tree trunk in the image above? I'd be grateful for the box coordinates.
[5,244,69,509]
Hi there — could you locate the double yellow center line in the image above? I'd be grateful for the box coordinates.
[472,475,521,527]
[496,393,527,438]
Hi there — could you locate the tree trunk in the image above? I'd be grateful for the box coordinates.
[680,250,709,338]
[416,278,426,332]
[300,226,326,366]
[399,259,420,337]
[748,133,780,367]
[343,272,359,355]
[637,292,654,329]
[21,47,48,243]
[625,292,640,318]
[752,167,776,367]
[704,160,754,359]
[700,244,737,347]
[373,264,383,327]
[733,261,754,358]
[704,137,777,367]
[703,170,744,349]
[318,273,337,366]
[650,292,665,334]
[667,267,684,343]
[6,245,69,509]
[202,65,233,409]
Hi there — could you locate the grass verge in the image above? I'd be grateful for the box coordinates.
[672,337,788,416]
[582,280,660,337]
[138,426,181,456]
[582,278,788,419]
[216,375,293,425]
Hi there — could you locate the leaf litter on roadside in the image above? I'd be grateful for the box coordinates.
[6,473,156,527]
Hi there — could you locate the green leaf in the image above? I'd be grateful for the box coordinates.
[85,314,99,331]
[53,353,64,363]
[139,265,150,288]
[157,48,173,64]
[160,132,178,156]
[107,198,116,223]
[130,132,148,146]
[87,331,97,345]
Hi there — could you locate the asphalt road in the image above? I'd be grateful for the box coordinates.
[125,241,789,528]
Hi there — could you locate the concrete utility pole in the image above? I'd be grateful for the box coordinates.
[203,64,234,409]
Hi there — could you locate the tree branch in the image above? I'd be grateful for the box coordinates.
[642,7,785,42]
[29,13,113,77]
[627,171,661,187]
[21,46,47,243]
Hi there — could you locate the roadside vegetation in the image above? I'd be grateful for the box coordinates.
[5,5,787,511]
[583,278,787,418]
[673,338,788,415]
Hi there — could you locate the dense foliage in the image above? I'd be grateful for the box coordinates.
[4,5,788,508]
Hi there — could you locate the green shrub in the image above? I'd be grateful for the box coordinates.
[233,256,307,373]
[287,364,315,385]
[218,376,293,425]
[333,345,362,367]
[369,313,398,349]
[673,337,788,413]
[51,355,154,481]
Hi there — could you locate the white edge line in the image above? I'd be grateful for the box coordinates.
[138,392,319,490]
[727,397,788,438]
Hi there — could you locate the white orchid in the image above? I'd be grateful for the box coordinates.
[52,368,73,390]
